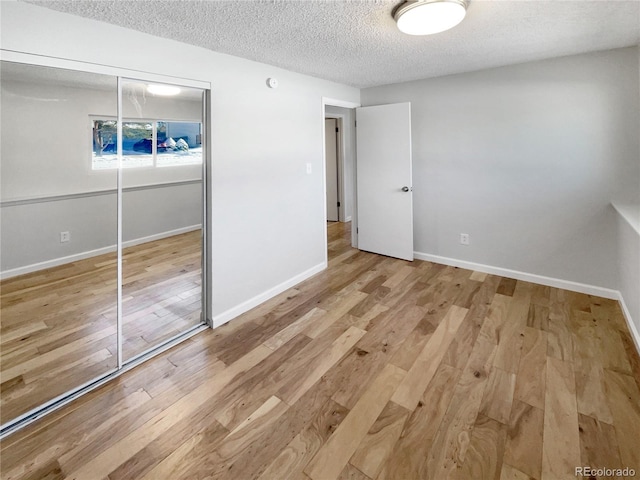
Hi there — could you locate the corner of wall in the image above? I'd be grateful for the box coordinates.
[212,262,326,328]
[617,291,640,355]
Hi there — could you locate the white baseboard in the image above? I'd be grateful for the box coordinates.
[617,292,640,355]
[212,262,327,328]
[122,225,201,250]
[345,216,352,222]
[413,252,620,300]
[0,225,201,280]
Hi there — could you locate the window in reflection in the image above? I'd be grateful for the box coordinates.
[91,118,202,170]
[156,121,202,167]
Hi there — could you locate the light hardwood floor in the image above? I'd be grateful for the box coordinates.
[0,231,202,424]
[1,222,639,480]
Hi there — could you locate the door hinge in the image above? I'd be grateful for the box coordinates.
[335,127,339,133]
[355,121,357,127]
[337,201,341,207]
[356,227,359,234]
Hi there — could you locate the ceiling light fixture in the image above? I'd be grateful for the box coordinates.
[147,84,181,96]
[394,0,468,35]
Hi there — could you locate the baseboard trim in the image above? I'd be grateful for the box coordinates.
[212,262,327,328]
[0,225,201,280]
[617,292,640,355]
[413,251,620,300]
[122,225,201,250]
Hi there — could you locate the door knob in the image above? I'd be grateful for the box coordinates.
[402,186,410,192]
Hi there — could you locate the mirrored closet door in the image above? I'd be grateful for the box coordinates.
[0,60,207,433]
[120,80,205,361]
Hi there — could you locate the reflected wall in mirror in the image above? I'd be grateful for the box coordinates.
[120,80,204,361]
[0,62,119,424]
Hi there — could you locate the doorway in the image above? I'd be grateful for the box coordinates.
[322,100,413,263]
[325,117,340,222]
[323,101,358,263]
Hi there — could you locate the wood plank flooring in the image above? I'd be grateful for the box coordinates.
[1,222,639,479]
[0,231,202,424]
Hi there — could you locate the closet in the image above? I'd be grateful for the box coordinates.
[0,59,210,436]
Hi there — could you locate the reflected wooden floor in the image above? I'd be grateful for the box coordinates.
[1,222,639,480]
[0,231,202,424]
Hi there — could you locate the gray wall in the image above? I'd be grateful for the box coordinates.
[1,2,360,321]
[361,47,640,293]
[325,105,356,222]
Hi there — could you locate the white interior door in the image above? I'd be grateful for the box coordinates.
[356,102,413,261]
[325,118,339,222]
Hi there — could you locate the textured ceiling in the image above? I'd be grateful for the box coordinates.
[23,0,640,88]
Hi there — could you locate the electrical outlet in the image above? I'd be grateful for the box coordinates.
[60,231,70,243]
[460,233,469,246]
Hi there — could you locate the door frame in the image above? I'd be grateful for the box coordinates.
[324,115,344,222]
[321,97,360,265]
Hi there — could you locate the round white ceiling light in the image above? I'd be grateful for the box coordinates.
[394,0,468,36]
[147,84,181,96]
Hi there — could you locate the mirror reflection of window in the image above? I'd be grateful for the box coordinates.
[156,121,202,167]
[90,118,203,170]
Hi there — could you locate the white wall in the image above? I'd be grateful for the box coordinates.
[361,47,640,294]
[619,46,640,342]
[615,205,640,341]
[0,2,359,322]
[325,105,356,222]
